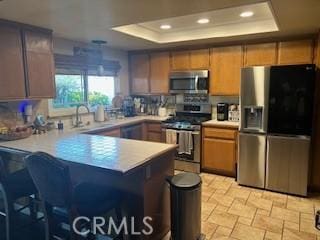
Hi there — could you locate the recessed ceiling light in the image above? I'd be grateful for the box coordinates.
[160,24,171,30]
[197,18,210,24]
[240,11,254,17]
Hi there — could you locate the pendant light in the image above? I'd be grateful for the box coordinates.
[91,40,107,76]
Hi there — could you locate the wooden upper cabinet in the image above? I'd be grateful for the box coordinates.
[244,43,277,66]
[150,52,170,94]
[171,51,190,70]
[190,49,210,69]
[210,46,243,96]
[0,24,26,100]
[130,54,150,94]
[24,29,55,98]
[278,39,314,65]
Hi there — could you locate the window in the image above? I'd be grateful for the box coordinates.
[50,69,115,116]
[53,73,85,108]
[88,75,115,106]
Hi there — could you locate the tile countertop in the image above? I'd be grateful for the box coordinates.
[0,115,176,174]
[82,115,169,133]
[202,120,239,129]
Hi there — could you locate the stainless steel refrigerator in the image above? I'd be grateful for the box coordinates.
[238,64,315,196]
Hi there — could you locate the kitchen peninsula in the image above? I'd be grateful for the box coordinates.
[0,127,177,240]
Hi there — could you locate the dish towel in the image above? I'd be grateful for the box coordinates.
[178,131,193,155]
[166,129,177,144]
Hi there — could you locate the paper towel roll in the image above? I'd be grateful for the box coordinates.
[95,105,105,122]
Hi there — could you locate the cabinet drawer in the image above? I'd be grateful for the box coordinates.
[203,127,237,140]
[147,123,161,132]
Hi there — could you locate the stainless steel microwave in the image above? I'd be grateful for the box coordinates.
[169,70,209,94]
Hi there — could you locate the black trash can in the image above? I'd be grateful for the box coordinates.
[167,172,205,240]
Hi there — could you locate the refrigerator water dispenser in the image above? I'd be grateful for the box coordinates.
[244,106,263,131]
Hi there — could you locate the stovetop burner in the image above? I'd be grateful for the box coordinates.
[162,115,211,131]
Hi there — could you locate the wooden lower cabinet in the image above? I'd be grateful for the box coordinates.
[144,122,165,143]
[97,128,121,138]
[202,127,238,176]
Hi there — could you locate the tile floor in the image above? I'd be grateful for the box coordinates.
[198,172,320,240]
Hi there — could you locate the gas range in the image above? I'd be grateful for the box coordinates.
[162,103,212,131]
[162,102,212,173]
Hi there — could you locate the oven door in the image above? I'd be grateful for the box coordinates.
[169,71,209,94]
[163,128,201,162]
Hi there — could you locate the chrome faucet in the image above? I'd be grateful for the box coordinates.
[74,104,90,127]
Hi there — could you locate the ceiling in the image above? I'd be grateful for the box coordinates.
[0,0,319,50]
[113,2,278,43]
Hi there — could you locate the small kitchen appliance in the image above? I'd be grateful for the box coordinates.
[217,103,229,121]
[122,97,136,117]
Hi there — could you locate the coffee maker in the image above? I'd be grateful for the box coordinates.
[217,103,229,121]
[123,97,136,117]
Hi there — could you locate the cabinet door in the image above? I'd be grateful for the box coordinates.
[203,138,236,174]
[130,54,150,94]
[0,24,26,99]
[190,49,210,69]
[210,46,242,95]
[150,52,170,94]
[244,43,277,66]
[147,132,162,142]
[171,51,190,70]
[24,30,55,98]
[278,39,314,65]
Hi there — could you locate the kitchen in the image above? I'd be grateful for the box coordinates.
[1,0,320,240]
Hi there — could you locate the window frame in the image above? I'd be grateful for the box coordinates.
[48,69,116,117]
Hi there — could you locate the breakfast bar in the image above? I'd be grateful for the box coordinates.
[0,130,177,240]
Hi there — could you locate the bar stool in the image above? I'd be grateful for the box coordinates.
[25,152,125,240]
[0,156,39,240]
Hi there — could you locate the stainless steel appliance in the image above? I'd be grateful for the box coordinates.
[162,103,212,173]
[121,124,142,140]
[169,70,209,94]
[217,103,229,121]
[238,64,316,196]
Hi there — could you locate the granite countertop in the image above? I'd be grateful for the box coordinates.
[0,115,176,174]
[202,119,239,129]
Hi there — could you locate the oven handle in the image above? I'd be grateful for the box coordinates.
[162,128,200,135]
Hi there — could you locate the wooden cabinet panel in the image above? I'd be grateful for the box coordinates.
[24,30,55,98]
[190,49,210,69]
[130,54,150,94]
[203,138,236,174]
[98,128,121,138]
[244,43,277,66]
[150,52,170,94]
[171,51,190,70]
[147,132,162,142]
[278,39,314,65]
[204,128,237,140]
[210,46,243,96]
[147,123,162,132]
[0,24,26,99]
